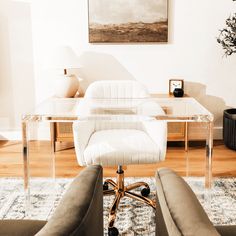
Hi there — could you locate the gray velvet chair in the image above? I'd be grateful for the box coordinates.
[155,168,236,236]
[0,165,103,236]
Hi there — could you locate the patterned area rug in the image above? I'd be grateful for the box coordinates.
[0,177,236,236]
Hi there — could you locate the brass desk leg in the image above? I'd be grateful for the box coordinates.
[205,121,213,189]
[50,122,56,153]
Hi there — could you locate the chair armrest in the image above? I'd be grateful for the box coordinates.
[36,165,103,236]
[0,220,46,236]
[73,120,95,166]
[142,120,167,161]
[138,101,165,117]
[155,168,220,236]
[216,225,236,236]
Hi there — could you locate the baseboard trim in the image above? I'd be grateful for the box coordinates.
[214,126,223,140]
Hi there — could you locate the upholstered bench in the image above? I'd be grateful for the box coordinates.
[0,165,103,236]
[155,168,236,236]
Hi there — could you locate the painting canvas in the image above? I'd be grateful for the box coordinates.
[88,0,168,43]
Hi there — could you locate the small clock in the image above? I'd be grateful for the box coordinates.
[169,79,184,95]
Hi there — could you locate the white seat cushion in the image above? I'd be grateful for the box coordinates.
[84,129,160,166]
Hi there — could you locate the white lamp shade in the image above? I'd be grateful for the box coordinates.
[48,46,81,69]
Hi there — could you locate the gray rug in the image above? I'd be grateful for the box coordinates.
[0,177,236,236]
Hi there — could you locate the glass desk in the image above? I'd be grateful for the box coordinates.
[22,97,214,199]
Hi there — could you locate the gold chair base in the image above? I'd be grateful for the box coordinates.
[103,167,156,229]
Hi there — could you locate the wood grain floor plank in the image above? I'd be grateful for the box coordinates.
[0,141,236,177]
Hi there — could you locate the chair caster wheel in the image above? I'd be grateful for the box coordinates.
[108,227,119,236]
[141,187,150,197]
[103,182,109,191]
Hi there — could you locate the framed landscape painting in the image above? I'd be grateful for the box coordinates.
[88,0,168,43]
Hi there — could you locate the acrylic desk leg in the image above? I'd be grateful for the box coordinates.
[184,122,188,152]
[205,121,213,189]
[184,150,189,177]
[184,122,189,177]
[22,121,30,213]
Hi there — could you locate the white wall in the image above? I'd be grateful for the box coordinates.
[30,0,236,137]
[0,0,14,132]
[0,0,35,139]
[1,0,236,139]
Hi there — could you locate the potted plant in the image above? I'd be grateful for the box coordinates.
[217,0,236,56]
[217,1,236,151]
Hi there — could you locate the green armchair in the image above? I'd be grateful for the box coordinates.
[155,168,236,236]
[0,165,103,236]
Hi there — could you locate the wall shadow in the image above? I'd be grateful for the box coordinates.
[184,81,230,127]
[74,51,135,94]
[9,1,35,129]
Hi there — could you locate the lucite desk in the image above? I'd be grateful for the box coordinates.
[22,97,213,198]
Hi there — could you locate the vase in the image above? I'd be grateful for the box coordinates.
[173,88,184,97]
[55,75,79,98]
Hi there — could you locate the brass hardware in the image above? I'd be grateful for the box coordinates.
[104,166,156,229]
[103,189,115,196]
[104,179,117,188]
[108,193,122,228]
[125,181,149,191]
[125,191,156,209]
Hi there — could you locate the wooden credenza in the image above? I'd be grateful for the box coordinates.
[54,121,207,145]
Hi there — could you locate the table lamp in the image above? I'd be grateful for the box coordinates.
[49,46,82,98]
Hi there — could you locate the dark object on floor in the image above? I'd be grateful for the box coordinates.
[155,168,236,236]
[173,88,184,97]
[108,226,119,236]
[0,165,103,236]
[223,109,236,150]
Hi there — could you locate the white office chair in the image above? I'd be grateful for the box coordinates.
[73,80,167,236]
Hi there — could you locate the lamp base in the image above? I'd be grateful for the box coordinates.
[55,75,79,98]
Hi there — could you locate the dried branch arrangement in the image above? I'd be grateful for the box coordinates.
[217,1,236,56]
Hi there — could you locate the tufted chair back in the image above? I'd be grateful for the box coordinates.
[84,80,150,99]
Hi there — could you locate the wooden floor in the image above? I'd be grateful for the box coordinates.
[0,140,236,178]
